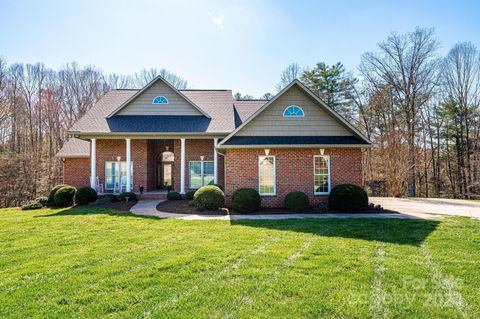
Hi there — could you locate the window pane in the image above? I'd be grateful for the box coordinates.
[189,162,202,189]
[204,161,214,175]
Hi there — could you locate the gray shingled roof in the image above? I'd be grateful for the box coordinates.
[69,89,235,134]
[56,138,90,158]
[233,100,267,125]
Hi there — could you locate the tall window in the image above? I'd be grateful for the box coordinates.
[314,156,330,194]
[105,161,133,190]
[258,156,276,195]
[189,161,214,189]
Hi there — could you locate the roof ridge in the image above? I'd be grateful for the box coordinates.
[180,89,231,91]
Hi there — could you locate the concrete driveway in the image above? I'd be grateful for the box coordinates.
[371,197,480,218]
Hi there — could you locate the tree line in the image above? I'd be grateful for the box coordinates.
[0,26,479,207]
[0,63,187,207]
[274,28,480,199]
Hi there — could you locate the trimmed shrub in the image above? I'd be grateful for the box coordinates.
[119,192,137,201]
[74,186,97,205]
[328,184,368,212]
[21,200,43,210]
[185,190,196,201]
[53,186,77,207]
[232,188,261,214]
[193,185,225,211]
[48,184,67,203]
[284,191,310,212]
[167,191,182,200]
[35,196,49,206]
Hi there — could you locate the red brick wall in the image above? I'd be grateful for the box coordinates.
[95,139,148,192]
[224,148,363,208]
[63,158,90,188]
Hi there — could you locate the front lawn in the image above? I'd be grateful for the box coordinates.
[0,207,479,318]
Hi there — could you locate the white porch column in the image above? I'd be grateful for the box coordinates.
[213,138,218,184]
[90,138,96,189]
[180,138,186,194]
[125,138,132,192]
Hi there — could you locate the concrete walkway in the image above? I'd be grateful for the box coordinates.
[371,197,480,219]
[130,200,443,220]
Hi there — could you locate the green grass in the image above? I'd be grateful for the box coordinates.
[0,207,479,318]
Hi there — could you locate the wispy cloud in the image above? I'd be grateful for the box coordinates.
[208,12,224,29]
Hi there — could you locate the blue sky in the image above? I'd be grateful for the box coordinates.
[1,0,479,96]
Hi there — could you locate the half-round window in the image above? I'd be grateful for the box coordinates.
[283,105,305,117]
[152,96,169,104]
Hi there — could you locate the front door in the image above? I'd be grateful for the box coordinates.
[157,162,173,189]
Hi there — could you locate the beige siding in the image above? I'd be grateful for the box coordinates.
[117,81,203,116]
[237,86,352,136]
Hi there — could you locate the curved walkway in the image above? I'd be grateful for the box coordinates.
[130,200,443,220]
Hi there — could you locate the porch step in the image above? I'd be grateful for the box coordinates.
[138,193,167,200]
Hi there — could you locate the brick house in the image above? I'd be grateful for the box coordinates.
[56,77,371,207]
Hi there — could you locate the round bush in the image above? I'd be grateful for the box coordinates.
[74,186,97,205]
[185,190,196,200]
[232,188,261,214]
[209,183,224,191]
[167,191,182,200]
[328,184,368,212]
[119,192,137,201]
[193,185,225,211]
[48,184,67,203]
[21,200,43,210]
[53,186,77,207]
[35,196,49,206]
[284,191,310,212]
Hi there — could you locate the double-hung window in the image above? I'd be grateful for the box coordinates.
[258,155,276,195]
[314,155,330,194]
[105,161,133,190]
[189,161,214,189]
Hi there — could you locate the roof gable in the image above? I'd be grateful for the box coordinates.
[219,80,371,146]
[107,76,210,118]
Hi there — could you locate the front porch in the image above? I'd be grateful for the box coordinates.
[87,137,222,194]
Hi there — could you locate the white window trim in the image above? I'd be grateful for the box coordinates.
[313,155,331,195]
[258,155,276,196]
[283,105,305,117]
[188,160,214,189]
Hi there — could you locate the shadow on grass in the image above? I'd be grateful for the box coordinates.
[230,218,440,246]
[36,206,161,221]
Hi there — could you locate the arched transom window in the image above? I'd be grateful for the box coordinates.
[152,96,169,104]
[283,105,305,117]
[161,151,174,162]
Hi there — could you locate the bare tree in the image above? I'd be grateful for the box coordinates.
[360,27,440,197]
[441,42,480,197]
[276,62,300,92]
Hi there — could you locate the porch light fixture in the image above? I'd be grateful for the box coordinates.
[200,156,205,161]
[117,156,121,162]
[319,148,325,155]
[264,149,270,156]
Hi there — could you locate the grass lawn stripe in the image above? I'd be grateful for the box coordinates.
[141,232,284,318]
[220,234,317,319]
[370,239,388,318]
[421,242,469,318]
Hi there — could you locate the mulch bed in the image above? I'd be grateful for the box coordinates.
[156,199,392,215]
[156,200,229,215]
